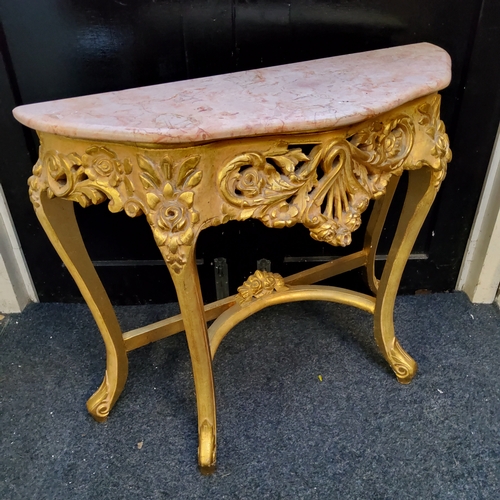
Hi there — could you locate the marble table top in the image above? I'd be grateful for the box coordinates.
[13,43,451,145]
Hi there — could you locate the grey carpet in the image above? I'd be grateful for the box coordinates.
[0,292,499,499]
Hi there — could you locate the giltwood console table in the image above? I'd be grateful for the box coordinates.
[13,43,451,470]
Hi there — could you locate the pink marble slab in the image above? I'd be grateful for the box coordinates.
[13,43,451,145]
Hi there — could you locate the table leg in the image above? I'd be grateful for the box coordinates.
[374,168,439,384]
[35,192,128,421]
[162,245,217,470]
[363,175,400,294]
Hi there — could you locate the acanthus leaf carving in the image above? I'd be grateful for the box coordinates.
[416,94,452,188]
[28,146,203,274]
[128,153,202,273]
[219,114,415,247]
[28,95,451,272]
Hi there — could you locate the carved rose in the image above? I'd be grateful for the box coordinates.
[431,120,452,164]
[418,96,452,176]
[240,274,264,299]
[237,270,288,304]
[93,157,114,176]
[234,167,267,198]
[131,153,203,273]
[310,220,350,247]
[310,205,364,247]
[82,146,124,187]
[151,189,198,253]
[383,127,403,159]
[261,201,299,228]
[156,202,187,232]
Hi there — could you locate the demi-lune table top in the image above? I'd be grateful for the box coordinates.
[13,43,450,145]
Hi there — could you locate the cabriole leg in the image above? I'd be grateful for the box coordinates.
[374,168,439,384]
[162,245,217,471]
[363,175,400,294]
[35,193,128,420]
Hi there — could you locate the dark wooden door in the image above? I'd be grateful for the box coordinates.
[1,0,499,304]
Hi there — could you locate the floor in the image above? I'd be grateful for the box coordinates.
[1,292,499,499]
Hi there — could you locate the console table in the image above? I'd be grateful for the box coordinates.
[13,43,452,470]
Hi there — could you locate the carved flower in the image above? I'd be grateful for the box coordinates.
[310,221,349,247]
[237,270,287,304]
[93,157,114,176]
[240,274,264,300]
[234,167,267,198]
[132,153,203,273]
[262,201,300,228]
[149,181,199,254]
[350,116,413,173]
[82,146,124,187]
[382,127,403,159]
[310,209,362,247]
[157,202,187,232]
[418,96,452,173]
[431,120,452,164]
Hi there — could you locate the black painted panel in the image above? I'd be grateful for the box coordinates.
[0,0,498,303]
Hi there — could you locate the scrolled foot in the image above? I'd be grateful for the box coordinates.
[86,372,118,422]
[198,419,216,473]
[387,339,418,384]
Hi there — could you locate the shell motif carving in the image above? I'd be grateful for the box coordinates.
[218,115,416,247]
[28,146,203,274]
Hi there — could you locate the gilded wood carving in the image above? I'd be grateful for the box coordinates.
[416,95,452,186]
[28,94,451,272]
[236,270,289,305]
[25,92,452,471]
[219,95,450,247]
[219,115,414,247]
[29,147,203,273]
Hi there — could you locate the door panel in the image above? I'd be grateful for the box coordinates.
[0,0,499,303]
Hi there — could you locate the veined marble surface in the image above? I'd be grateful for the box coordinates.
[13,43,451,145]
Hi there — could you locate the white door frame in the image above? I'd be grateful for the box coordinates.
[0,184,38,313]
[457,122,500,304]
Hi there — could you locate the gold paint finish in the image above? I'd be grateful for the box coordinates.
[209,285,376,357]
[236,270,289,305]
[28,93,451,468]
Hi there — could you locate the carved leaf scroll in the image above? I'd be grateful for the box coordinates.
[416,94,452,187]
[219,115,415,247]
[28,95,451,273]
[28,146,203,273]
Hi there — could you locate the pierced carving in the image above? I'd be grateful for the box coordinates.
[28,95,451,272]
[28,147,203,273]
[28,146,125,211]
[219,115,415,246]
[236,270,289,305]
